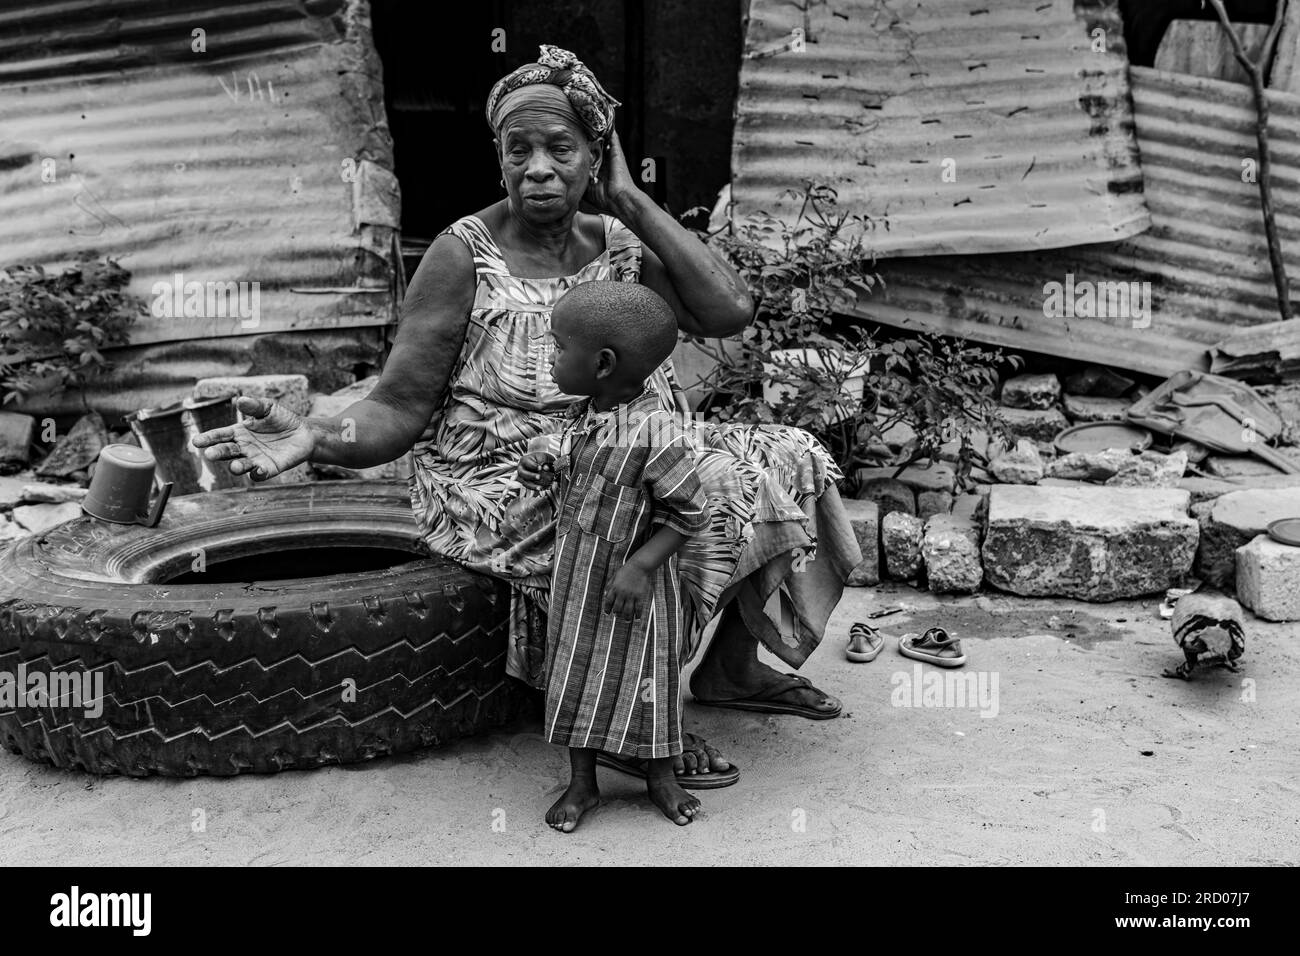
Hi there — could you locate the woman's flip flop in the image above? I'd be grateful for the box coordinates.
[594,753,741,790]
[846,622,885,663]
[898,627,967,668]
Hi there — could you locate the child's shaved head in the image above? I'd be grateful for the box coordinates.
[553,281,679,381]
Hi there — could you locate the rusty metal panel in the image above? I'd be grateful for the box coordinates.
[732,0,1151,257]
[857,67,1300,377]
[0,0,398,363]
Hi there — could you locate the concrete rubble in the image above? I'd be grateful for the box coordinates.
[921,513,983,593]
[916,490,954,521]
[1105,450,1188,488]
[1000,373,1061,410]
[855,476,915,521]
[35,412,108,478]
[841,498,880,587]
[1198,489,1300,589]
[1236,534,1300,622]
[982,484,1198,600]
[996,406,1071,443]
[882,511,924,580]
[12,501,82,534]
[988,439,1044,484]
[1062,394,1132,423]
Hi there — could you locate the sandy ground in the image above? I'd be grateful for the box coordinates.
[1,583,1297,866]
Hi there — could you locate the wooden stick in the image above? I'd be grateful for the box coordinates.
[1207,0,1293,321]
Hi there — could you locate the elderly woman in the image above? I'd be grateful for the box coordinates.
[195,46,861,787]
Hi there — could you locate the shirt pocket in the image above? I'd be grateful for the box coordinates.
[576,475,643,542]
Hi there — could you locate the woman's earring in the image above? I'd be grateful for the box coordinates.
[500,177,506,189]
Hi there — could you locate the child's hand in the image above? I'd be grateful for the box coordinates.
[517,452,556,491]
[603,563,652,619]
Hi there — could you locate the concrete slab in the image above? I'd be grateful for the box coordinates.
[982,484,1197,600]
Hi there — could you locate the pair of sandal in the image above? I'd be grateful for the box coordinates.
[846,622,967,668]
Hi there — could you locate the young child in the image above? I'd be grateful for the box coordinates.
[517,280,710,832]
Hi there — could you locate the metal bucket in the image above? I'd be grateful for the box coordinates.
[127,395,252,496]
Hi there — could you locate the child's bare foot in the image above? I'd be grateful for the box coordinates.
[646,757,701,826]
[547,754,600,833]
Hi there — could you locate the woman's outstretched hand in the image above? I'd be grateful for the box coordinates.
[191,396,316,481]
[583,128,637,216]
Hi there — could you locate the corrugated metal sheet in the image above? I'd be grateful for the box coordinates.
[731,0,1151,257]
[0,0,398,416]
[857,67,1300,377]
[0,0,348,82]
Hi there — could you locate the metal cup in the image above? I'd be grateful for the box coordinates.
[82,444,173,527]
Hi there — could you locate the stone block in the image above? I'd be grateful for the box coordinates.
[1197,489,1300,589]
[1000,373,1061,410]
[1236,534,1300,621]
[981,484,1197,600]
[882,511,924,579]
[842,497,880,587]
[997,406,1070,443]
[922,514,983,593]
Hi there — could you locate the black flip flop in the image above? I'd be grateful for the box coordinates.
[595,752,741,790]
[694,674,843,720]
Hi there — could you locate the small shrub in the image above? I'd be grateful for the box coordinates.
[0,255,144,408]
[688,182,1018,489]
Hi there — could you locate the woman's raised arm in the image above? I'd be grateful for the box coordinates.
[590,131,753,338]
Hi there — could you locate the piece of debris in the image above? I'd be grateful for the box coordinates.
[917,490,954,520]
[1000,373,1061,410]
[35,413,109,480]
[882,511,924,579]
[12,501,82,534]
[1105,450,1188,488]
[922,513,982,593]
[997,406,1071,443]
[989,438,1045,484]
[19,482,87,505]
[1197,489,1300,590]
[1209,318,1300,383]
[855,476,916,520]
[0,513,29,544]
[0,411,35,468]
[1064,364,1135,398]
[1062,393,1133,423]
[1045,447,1132,482]
[1159,587,1197,620]
[841,497,880,587]
[1163,590,1245,679]
[855,462,956,495]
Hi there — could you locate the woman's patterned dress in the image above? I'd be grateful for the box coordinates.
[410,214,861,688]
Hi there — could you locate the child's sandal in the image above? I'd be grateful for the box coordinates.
[846,622,885,663]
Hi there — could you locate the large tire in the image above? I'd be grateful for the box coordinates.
[0,480,530,776]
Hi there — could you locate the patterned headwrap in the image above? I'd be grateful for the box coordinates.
[486,44,620,141]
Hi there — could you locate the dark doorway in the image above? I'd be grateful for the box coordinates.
[368,0,742,281]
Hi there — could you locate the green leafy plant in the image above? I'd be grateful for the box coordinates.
[0,255,143,408]
[687,182,1018,489]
